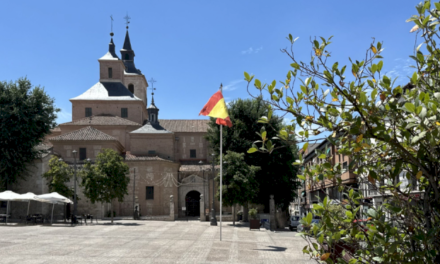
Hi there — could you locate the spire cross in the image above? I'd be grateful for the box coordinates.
[148,78,157,89]
[124,13,131,29]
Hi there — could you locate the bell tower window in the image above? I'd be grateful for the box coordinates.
[85,108,92,117]
[108,68,113,78]
[125,54,129,60]
[128,84,134,94]
[121,108,128,118]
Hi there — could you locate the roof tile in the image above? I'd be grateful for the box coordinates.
[49,126,117,141]
[159,119,209,132]
[60,115,141,126]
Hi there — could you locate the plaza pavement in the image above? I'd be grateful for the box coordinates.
[0,220,315,264]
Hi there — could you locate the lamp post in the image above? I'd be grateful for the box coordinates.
[72,150,78,225]
[198,160,204,220]
[132,167,137,220]
[210,153,217,226]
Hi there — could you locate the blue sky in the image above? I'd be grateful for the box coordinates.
[1,0,420,124]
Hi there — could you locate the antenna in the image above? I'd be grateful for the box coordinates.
[124,13,131,29]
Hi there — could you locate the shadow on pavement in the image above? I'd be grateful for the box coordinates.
[254,246,287,252]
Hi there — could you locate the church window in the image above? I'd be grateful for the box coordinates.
[150,114,155,122]
[121,108,128,118]
[190,149,196,158]
[146,186,154,200]
[128,84,134,94]
[108,68,113,78]
[85,108,92,117]
[125,54,129,60]
[79,148,87,161]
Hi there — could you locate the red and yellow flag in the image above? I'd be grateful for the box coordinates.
[199,90,232,127]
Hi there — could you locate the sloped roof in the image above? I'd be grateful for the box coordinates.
[60,116,141,126]
[130,122,173,134]
[159,119,209,132]
[124,152,173,162]
[49,126,117,141]
[70,82,142,101]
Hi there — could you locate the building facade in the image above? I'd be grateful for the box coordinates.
[8,29,224,220]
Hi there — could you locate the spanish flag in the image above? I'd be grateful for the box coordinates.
[199,90,233,127]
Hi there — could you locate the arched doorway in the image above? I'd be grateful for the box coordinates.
[185,191,200,217]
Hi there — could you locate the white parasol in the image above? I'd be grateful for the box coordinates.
[34,192,73,224]
[0,191,22,224]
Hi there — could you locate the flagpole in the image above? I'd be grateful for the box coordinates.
[220,83,223,242]
[220,124,223,241]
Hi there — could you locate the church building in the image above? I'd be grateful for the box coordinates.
[11,28,224,220]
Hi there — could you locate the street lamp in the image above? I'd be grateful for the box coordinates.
[132,168,137,220]
[210,153,217,226]
[198,160,204,220]
[72,150,78,225]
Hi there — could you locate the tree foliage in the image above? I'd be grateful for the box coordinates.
[0,78,59,189]
[206,98,299,211]
[217,151,260,207]
[42,156,74,198]
[245,1,440,262]
[80,149,130,223]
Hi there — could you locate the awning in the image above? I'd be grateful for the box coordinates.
[0,191,22,201]
[34,192,73,225]
[0,191,22,224]
[34,192,73,205]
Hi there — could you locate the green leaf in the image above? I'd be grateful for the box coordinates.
[306,212,313,225]
[244,72,250,81]
[367,208,377,218]
[377,61,383,71]
[405,102,416,112]
[302,142,309,152]
[254,79,262,90]
[372,89,378,100]
[419,107,427,119]
[318,154,326,159]
[297,174,306,180]
[247,148,258,153]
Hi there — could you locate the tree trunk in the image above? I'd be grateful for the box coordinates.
[243,203,249,222]
[110,201,114,224]
[233,204,235,226]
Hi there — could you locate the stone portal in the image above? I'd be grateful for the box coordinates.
[185,191,200,217]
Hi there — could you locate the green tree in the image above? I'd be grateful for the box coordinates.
[42,156,74,221]
[218,151,260,223]
[245,1,440,262]
[42,156,74,198]
[80,149,130,223]
[0,78,59,190]
[206,97,299,211]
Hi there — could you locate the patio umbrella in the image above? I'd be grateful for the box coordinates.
[34,192,73,224]
[0,191,22,224]
[14,192,37,216]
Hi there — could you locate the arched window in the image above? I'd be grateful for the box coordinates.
[128,84,134,94]
[150,114,155,122]
[108,68,113,78]
[125,54,129,60]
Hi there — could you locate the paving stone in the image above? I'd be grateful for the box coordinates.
[0,220,315,263]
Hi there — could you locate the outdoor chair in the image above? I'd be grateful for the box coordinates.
[72,215,83,225]
[83,214,96,225]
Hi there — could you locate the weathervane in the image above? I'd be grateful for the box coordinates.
[149,78,157,104]
[110,15,114,37]
[124,13,131,29]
